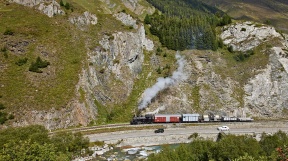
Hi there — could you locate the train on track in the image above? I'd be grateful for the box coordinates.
[130,113,253,125]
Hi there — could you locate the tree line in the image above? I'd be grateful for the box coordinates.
[145,0,231,51]
[0,125,90,160]
[148,131,288,161]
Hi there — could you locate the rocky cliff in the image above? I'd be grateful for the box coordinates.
[2,0,288,130]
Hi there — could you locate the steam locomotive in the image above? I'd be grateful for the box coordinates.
[130,113,253,125]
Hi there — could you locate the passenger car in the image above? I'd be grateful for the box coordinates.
[217,126,229,131]
[154,128,164,133]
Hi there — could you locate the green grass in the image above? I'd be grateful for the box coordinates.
[214,45,270,87]
[0,4,86,111]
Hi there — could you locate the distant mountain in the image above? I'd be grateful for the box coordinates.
[203,0,288,32]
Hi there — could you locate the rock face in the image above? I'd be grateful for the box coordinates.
[221,21,281,52]
[13,100,93,129]
[244,47,288,117]
[143,22,288,119]
[113,12,138,29]
[10,0,64,17]
[69,12,98,30]
[76,24,154,124]
[219,22,288,117]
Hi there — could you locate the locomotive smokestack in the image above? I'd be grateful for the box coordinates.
[138,52,187,110]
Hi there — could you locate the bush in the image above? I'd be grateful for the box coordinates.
[29,62,42,73]
[228,45,234,53]
[0,112,8,124]
[15,57,28,66]
[218,38,224,48]
[8,114,14,120]
[60,0,64,6]
[1,46,7,52]
[99,68,105,74]
[29,57,50,73]
[241,28,246,32]
[3,29,14,35]
[156,67,161,74]
[0,103,5,110]
[1,46,8,58]
[188,132,199,139]
[64,2,70,10]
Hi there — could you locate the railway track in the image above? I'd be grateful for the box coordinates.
[49,120,288,135]
[49,123,130,135]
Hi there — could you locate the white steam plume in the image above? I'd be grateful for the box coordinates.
[138,52,188,109]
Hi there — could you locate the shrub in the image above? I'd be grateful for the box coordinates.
[64,2,70,10]
[29,57,50,73]
[29,62,42,73]
[99,68,105,74]
[1,46,7,52]
[0,103,5,110]
[156,67,162,74]
[113,59,119,64]
[3,52,8,58]
[188,132,199,139]
[15,57,28,66]
[228,45,234,53]
[8,114,14,120]
[36,56,50,68]
[164,64,170,69]
[241,28,246,32]
[1,46,8,58]
[3,29,14,35]
[60,0,64,6]
[144,15,151,24]
[218,38,224,48]
[0,112,8,124]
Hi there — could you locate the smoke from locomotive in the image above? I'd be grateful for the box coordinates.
[138,52,188,109]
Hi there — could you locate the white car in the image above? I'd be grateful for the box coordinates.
[217,125,230,131]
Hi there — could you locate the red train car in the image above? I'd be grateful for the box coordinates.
[154,114,181,123]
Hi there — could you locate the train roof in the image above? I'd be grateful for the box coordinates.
[154,114,182,117]
[182,113,200,116]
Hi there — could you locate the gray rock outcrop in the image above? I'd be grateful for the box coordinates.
[113,12,138,29]
[10,0,64,17]
[244,47,288,117]
[69,11,98,29]
[221,21,281,52]
[75,24,154,125]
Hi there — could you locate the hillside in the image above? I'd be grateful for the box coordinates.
[0,0,288,130]
[202,0,288,33]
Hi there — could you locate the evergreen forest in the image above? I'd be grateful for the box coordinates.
[145,0,232,50]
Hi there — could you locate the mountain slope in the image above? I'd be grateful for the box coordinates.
[202,0,288,32]
[1,0,288,130]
